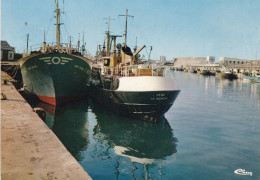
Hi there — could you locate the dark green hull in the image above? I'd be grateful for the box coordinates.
[20,53,92,105]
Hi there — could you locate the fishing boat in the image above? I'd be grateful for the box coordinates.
[89,10,180,122]
[188,68,197,73]
[198,69,212,75]
[217,71,238,80]
[19,0,92,106]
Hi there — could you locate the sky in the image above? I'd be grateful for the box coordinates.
[1,0,260,61]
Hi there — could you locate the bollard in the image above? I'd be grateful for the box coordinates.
[1,93,7,100]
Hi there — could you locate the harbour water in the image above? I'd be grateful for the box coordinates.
[42,71,260,179]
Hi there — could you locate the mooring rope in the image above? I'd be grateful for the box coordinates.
[11,66,19,79]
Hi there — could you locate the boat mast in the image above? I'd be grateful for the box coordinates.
[26,34,29,55]
[55,0,61,47]
[69,36,72,48]
[82,31,85,55]
[104,16,115,56]
[111,35,122,57]
[106,16,111,57]
[124,10,128,48]
[77,33,80,52]
[42,30,46,53]
[119,9,134,48]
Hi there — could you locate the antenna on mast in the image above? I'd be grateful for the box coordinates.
[119,9,134,48]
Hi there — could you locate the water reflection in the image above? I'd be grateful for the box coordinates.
[180,70,260,110]
[36,101,90,161]
[214,77,260,109]
[89,101,178,178]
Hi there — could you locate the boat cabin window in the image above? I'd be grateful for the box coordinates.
[104,58,110,66]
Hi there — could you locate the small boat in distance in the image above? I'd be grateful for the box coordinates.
[89,10,180,122]
[198,69,215,76]
[243,74,260,83]
[217,71,238,80]
[19,0,92,106]
[198,69,211,75]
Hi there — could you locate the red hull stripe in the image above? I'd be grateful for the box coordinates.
[37,95,86,106]
[38,96,56,106]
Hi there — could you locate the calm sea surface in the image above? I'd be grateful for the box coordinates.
[43,71,260,179]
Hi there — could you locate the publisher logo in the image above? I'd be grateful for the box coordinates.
[234,169,253,176]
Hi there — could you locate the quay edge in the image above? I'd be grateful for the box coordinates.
[1,71,92,180]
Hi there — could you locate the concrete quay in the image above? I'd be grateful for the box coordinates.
[1,72,91,180]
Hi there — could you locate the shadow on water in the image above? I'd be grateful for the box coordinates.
[89,100,178,164]
[35,100,90,161]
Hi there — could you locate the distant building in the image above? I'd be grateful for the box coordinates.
[1,41,15,61]
[173,56,215,68]
[160,56,166,63]
[219,57,260,67]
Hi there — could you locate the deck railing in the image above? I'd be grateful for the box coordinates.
[23,42,79,56]
[102,65,164,77]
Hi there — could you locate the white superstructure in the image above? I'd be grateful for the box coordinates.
[117,76,180,92]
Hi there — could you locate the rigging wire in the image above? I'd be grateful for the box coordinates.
[59,0,68,43]
[7,65,19,79]
[144,46,149,58]
[11,66,19,79]
[62,18,70,41]
[46,16,54,38]
[4,65,16,72]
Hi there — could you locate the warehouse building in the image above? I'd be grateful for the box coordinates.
[173,56,215,68]
[1,41,15,61]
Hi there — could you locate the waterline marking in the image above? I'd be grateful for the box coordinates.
[234,169,253,176]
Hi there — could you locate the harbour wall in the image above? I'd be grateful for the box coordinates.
[1,71,92,179]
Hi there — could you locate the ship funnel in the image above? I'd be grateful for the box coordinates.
[121,45,133,64]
